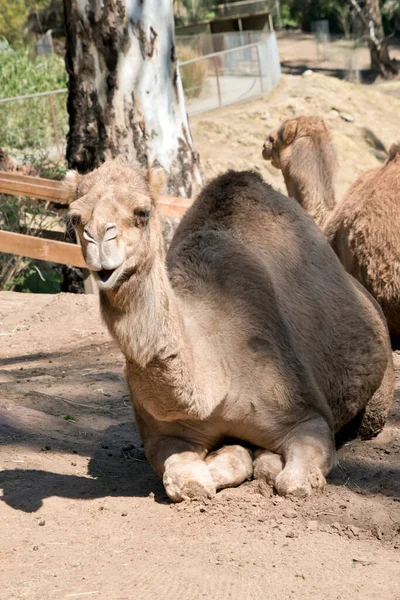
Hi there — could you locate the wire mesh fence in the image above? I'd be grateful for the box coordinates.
[0,88,68,159]
[0,32,280,158]
[179,34,280,115]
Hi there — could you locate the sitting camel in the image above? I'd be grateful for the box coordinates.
[65,161,393,502]
[262,116,337,228]
[323,141,400,338]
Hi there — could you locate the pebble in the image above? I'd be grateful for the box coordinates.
[285,530,298,538]
[339,112,355,122]
[38,519,46,526]
[306,520,318,531]
[349,525,360,536]
[121,511,128,517]
[283,509,297,519]
[302,69,313,77]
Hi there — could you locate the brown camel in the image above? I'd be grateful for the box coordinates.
[323,141,400,338]
[65,161,393,502]
[262,116,337,227]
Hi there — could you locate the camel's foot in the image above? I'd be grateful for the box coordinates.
[206,445,253,490]
[253,449,284,486]
[273,416,335,497]
[163,458,216,503]
[274,465,326,497]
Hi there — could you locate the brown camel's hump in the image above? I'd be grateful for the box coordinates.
[169,170,304,252]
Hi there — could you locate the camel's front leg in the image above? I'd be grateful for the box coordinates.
[145,436,216,502]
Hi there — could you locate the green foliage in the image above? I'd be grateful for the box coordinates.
[279,0,348,33]
[0,0,49,46]
[0,152,67,293]
[0,45,67,150]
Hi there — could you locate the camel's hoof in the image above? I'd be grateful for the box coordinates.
[163,462,216,503]
[274,467,326,497]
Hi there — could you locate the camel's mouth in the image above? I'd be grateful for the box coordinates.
[92,263,125,290]
[98,268,116,283]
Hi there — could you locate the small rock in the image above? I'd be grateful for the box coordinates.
[283,509,297,519]
[349,525,360,536]
[38,519,46,526]
[307,520,318,531]
[285,530,298,538]
[295,572,305,579]
[121,511,128,517]
[32,546,39,551]
[339,112,354,122]
[272,496,284,504]
[148,492,155,500]
[199,506,206,513]
[371,526,383,540]
[302,69,313,77]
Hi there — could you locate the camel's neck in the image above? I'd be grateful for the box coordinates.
[101,260,184,367]
[100,259,221,420]
[283,162,336,228]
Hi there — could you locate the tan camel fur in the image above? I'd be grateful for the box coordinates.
[262,116,337,227]
[323,141,400,337]
[65,161,393,502]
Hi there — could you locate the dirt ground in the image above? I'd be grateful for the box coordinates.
[0,288,399,600]
[2,44,400,598]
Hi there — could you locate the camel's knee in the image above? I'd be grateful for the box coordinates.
[205,445,253,490]
[253,449,284,486]
[358,359,394,439]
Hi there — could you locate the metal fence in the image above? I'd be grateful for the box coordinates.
[0,88,68,159]
[0,33,280,158]
[179,34,281,115]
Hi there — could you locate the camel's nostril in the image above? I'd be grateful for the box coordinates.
[105,222,117,232]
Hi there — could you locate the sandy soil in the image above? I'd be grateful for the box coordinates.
[191,71,400,200]
[0,290,399,600]
[2,59,400,598]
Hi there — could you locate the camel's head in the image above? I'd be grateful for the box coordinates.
[65,160,165,291]
[262,116,329,171]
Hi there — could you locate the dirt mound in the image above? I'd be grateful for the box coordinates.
[192,72,400,200]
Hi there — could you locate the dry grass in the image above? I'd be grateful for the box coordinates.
[178,45,208,99]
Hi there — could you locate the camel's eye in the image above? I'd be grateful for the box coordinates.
[133,208,151,222]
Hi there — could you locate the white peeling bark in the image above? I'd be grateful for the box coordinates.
[64,0,203,197]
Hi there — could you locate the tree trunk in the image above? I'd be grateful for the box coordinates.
[364,0,398,78]
[64,0,203,198]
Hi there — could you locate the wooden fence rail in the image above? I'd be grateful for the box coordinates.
[0,172,192,270]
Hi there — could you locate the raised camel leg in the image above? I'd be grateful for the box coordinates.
[205,445,253,490]
[145,436,216,502]
[253,449,284,487]
[274,417,336,497]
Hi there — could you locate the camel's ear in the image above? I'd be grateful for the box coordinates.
[387,141,400,162]
[148,168,166,200]
[62,170,81,204]
[281,120,298,145]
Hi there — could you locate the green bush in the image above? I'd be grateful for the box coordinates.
[0,44,68,150]
[178,45,208,99]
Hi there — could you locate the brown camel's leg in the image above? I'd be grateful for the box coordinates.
[253,449,284,486]
[274,417,336,497]
[205,445,253,490]
[145,436,216,502]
